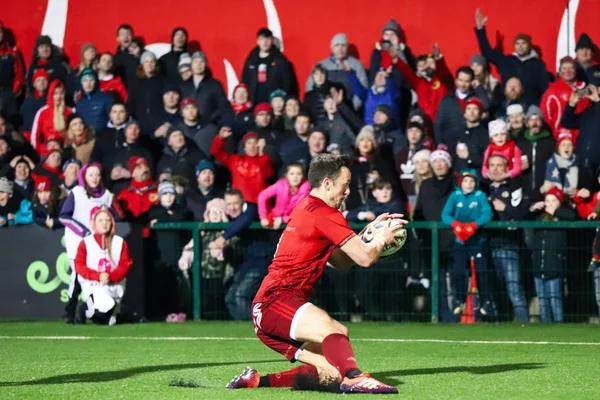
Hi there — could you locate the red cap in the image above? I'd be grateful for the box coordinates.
[242,132,259,142]
[253,102,273,116]
[35,176,52,192]
[33,69,50,82]
[179,97,198,110]
[461,97,484,114]
[127,156,148,173]
[545,187,565,204]
[556,129,574,148]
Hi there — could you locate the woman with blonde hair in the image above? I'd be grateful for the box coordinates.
[63,114,96,164]
[75,206,131,325]
[30,80,73,155]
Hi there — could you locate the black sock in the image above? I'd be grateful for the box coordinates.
[258,375,271,387]
[345,369,362,379]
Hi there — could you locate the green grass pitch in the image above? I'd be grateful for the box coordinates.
[1,321,599,399]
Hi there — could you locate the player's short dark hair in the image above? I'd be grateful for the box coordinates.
[117,24,133,35]
[456,66,475,80]
[257,28,273,38]
[372,177,392,190]
[225,188,244,201]
[308,154,352,189]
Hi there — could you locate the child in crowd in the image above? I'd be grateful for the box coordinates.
[32,176,63,230]
[529,187,576,323]
[395,122,427,194]
[148,181,189,227]
[270,89,287,118]
[179,198,237,320]
[258,163,310,229]
[541,130,578,198]
[7,156,36,201]
[74,207,131,325]
[482,119,522,180]
[442,170,493,316]
[322,95,356,155]
[347,178,407,222]
[0,177,33,227]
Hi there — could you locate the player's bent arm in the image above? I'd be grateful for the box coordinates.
[339,235,384,268]
[327,248,356,272]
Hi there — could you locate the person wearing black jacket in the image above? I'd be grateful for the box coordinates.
[113,24,138,87]
[90,103,129,165]
[487,154,530,322]
[156,126,207,184]
[184,160,225,221]
[158,27,189,83]
[303,65,330,126]
[180,52,233,127]
[241,28,298,104]
[25,36,69,95]
[127,51,164,133]
[453,97,487,173]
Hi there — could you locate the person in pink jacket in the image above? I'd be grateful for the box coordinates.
[482,119,523,180]
[258,163,310,229]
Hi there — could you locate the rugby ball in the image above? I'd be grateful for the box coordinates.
[362,219,408,257]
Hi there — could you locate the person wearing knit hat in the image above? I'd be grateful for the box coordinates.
[430,144,453,169]
[140,50,156,65]
[354,125,376,150]
[178,52,192,81]
[525,105,544,123]
[191,51,207,63]
[506,104,524,117]
[540,129,578,195]
[474,9,549,106]
[33,69,50,84]
[75,66,113,131]
[374,104,393,122]
[482,118,522,180]
[269,89,287,117]
[330,33,348,51]
[118,155,157,219]
[158,180,176,197]
[0,176,33,227]
[470,54,488,70]
[576,33,595,52]
[412,148,432,163]
[254,102,273,116]
[460,96,484,115]
[382,19,401,38]
[575,33,596,82]
[180,97,198,111]
[0,177,14,194]
[196,159,215,176]
[127,156,149,175]
[28,36,69,102]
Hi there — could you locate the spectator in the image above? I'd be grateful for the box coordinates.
[487,154,530,322]
[517,106,556,200]
[482,119,523,180]
[211,128,273,204]
[414,147,454,221]
[474,8,549,106]
[149,181,189,228]
[229,84,254,135]
[158,27,189,82]
[117,156,158,223]
[258,162,310,229]
[442,169,493,315]
[113,24,138,87]
[147,84,183,139]
[307,129,328,161]
[33,147,63,187]
[178,53,192,82]
[32,176,63,230]
[434,66,488,152]
[395,124,428,206]
[185,160,224,221]
[104,120,153,194]
[347,177,406,222]
[470,54,501,117]
[279,120,317,170]
[74,207,131,325]
[282,97,300,131]
[178,98,218,157]
[76,68,114,131]
[0,136,12,171]
[306,33,368,110]
[561,83,600,176]
[60,162,118,323]
[506,103,527,139]
[540,131,578,200]
[0,177,33,227]
[97,52,128,103]
[346,126,401,211]
[303,64,330,126]
[127,38,145,62]
[495,77,527,119]
[408,109,435,149]
[529,187,576,323]
[248,103,284,168]
[67,43,97,103]
[241,28,298,103]
[371,104,404,159]
[157,126,206,185]
[393,44,453,122]
[269,89,287,122]
[574,33,596,83]
[63,113,96,165]
[25,35,69,95]
[180,51,233,127]
[31,80,73,155]
[127,51,164,133]
[90,102,130,166]
[2,156,35,200]
[540,57,588,139]
[0,21,25,121]
[61,158,81,194]
[19,69,49,132]
[321,95,356,155]
[454,97,487,172]
[0,116,37,162]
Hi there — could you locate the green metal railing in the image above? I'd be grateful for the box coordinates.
[153,220,600,322]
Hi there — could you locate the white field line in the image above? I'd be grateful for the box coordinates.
[0,336,599,346]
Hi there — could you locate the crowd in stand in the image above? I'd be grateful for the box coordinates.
[1,10,599,324]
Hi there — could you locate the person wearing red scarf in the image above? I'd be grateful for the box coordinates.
[230,83,253,114]
[117,156,158,224]
[32,147,64,187]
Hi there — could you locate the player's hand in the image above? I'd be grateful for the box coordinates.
[99,272,110,284]
[371,218,406,247]
[272,217,283,230]
[374,213,409,228]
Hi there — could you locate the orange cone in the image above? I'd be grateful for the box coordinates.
[461,256,478,324]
